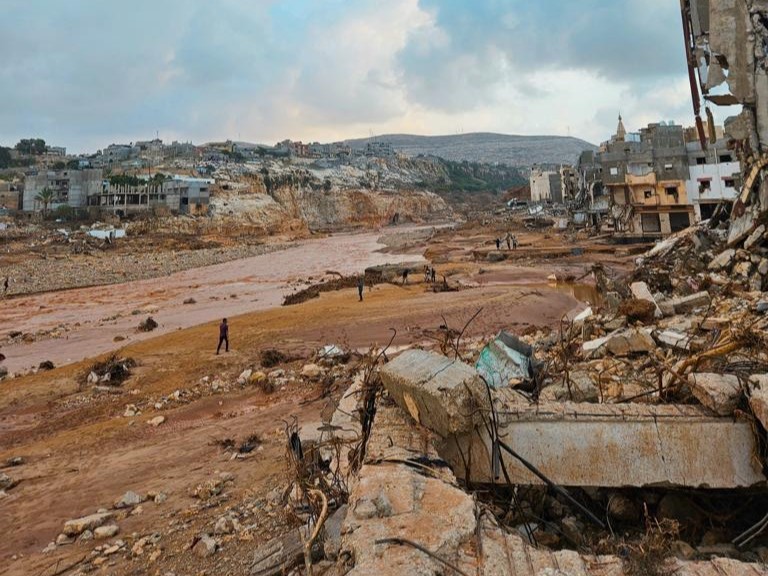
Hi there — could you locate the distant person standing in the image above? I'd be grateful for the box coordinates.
[495,238,501,250]
[217,318,229,354]
[513,235,518,250]
[2,277,8,297]
[505,233,511,250]
[402,269,409,285]
[431,267,436,283]
[357,275,365,302]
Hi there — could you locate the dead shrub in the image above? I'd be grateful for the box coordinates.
[618,298,656,324]
[622,515,680,576]
[260,349,287,368]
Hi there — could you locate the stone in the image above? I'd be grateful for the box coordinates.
[487,251,504,262]
[658,300,675,317]
[94,524,120,539]
[603,316,627,331]
[671,540,696,560]
[268,369,285,380]
[214,516,235,535]
[606,494,640,523]
[751,272,764,292]
[147,416,166,427]
[115,490,144,508]
[79,530,93,542]
[322,505,348,561]
[300,364,323,379]
[658,494,704,525]
[63,512,113,536]
[380,350,486,437]
[760,259,768,276]
[560,516,585,546]
[193,534,217,557]
[734,261,753,277]
[237,369,253,385]
[708,248,736,271]
[689,373,742,415]
[103,543,122,555]
[669,291,711,314]
[249,371,267,384]
[123,404,139,418]
[557,371,599,402]
[56,533,74,545]
[744,224,766,250]
[42,542,57,554]
[0,472,16,490]
[759,301,768,314]
[605,329,656,357]
[154,492,167,504]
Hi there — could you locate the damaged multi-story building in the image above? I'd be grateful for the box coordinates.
[22,169,212,216]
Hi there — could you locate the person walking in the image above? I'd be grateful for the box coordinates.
[216,318,229,354]
[430,267,436,283]
[357,275,365,302]
[495,238,501,250]
[402,268,409,285]
[505,233,511,250]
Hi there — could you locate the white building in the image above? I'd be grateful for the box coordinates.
[23,169,103,212]
[685,141,740,221]
[529,167,562,203]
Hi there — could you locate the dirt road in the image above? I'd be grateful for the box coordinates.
[0,228,429,373]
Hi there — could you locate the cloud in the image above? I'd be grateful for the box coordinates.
[0,0,713,153]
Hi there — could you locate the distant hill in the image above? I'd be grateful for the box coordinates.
[343,132,597,166]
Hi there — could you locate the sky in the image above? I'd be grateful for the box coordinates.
[0,0,734,153]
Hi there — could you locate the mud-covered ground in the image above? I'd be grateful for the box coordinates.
[0,218,635,575]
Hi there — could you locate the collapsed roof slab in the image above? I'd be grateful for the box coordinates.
[440,401,765,488]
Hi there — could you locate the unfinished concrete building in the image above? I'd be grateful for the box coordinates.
[22,169,103,212]
[90,175,212,216]
[685,139,741,220]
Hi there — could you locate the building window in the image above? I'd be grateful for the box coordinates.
[670,212,691,232]
[664,163,673,171]
[610,167,618,176]
[719,154,731,163]
[723,178,735,188]
[699,180,711,191]
[644,190,653,199]
[641,213,661,233]
[696,157,706,165]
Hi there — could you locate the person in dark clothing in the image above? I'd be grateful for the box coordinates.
[217,318,229,354]
[495,238,501,250]
[402,269,409,285]
[430,267,436,283]
[357,275,365,301]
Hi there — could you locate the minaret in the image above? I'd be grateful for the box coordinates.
[615,114,627,142]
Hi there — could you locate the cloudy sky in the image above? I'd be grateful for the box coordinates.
[1,0,721,153]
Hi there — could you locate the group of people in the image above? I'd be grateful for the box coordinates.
[495,232,518,251]
[423,265,437,283]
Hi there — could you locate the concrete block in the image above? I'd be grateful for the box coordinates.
[380,349,484,437]
[630,281,662,317]
[669,291,711,314]
[749,375,768,429]
[605,328,655,357]
[708,249,735,271]
[442,402,764,488]
[689,373,741,416]
[655,330,690,351]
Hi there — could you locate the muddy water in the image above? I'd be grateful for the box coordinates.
[0,227,427,373]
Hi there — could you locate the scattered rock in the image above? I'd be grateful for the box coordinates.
[115,490,144,509]
[148,416,166,427]
[301,363,324,379]
[94,524,120,539]
[668,291,711,314]
[0,472,17,490]
[183,297,196,305]
[123,404,140,417]
[193,534,217,557]
[55,533,74,546]
[214,515,235,535]
[237,369,252,385]
[606,494,640,523]
[63,512,113,536]
[708,248,735,271]
[605,329,656,357]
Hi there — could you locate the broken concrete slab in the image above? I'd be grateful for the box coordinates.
[441,402,764,488]
[380,349,485,437]
[708,249,736,271]
[605,328,655,357]
[689,373,742,416]
[63,512,113,537]
[669,292,711,314]
[744,224,766,250]
[341,462,477,576]
[630,281,662,318]
[654,330,691,351]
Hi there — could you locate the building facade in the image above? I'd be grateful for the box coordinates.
[529,167,562,203]
[684,140,740,220]
[23,169,103,212]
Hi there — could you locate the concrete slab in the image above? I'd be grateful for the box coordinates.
[441,402,765,488]
[380,349,485,437]
[630,281,662,318]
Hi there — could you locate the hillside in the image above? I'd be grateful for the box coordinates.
[344,132,597,166]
